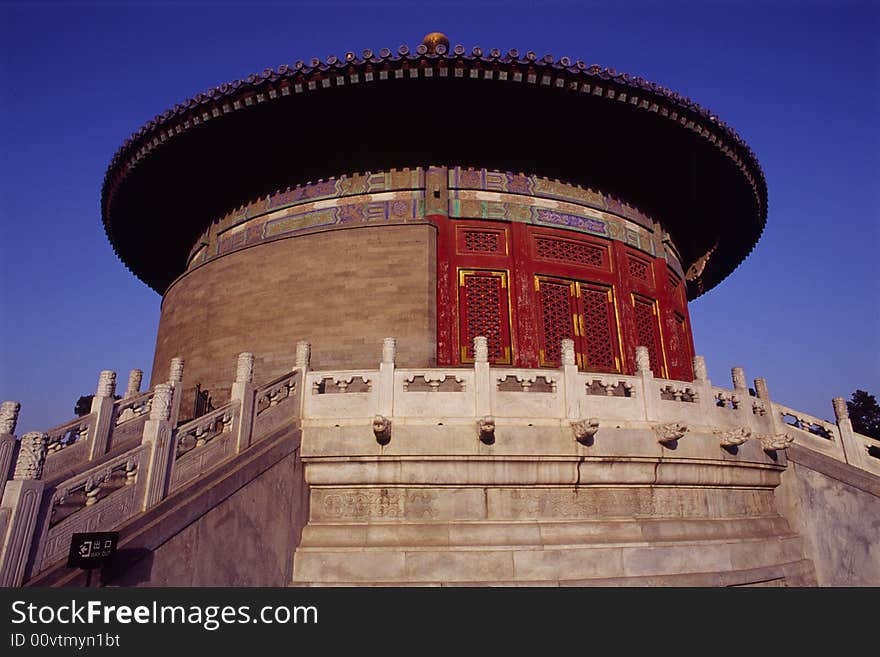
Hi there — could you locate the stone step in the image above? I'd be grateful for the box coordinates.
[293,559,816,587]
[292,533,809,584]
[299,515,792,548]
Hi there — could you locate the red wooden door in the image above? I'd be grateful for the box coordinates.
[534,276,621,372]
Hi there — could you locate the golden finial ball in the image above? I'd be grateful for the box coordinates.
[422,32,450,53]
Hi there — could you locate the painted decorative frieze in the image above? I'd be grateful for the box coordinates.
[190,167,681,277]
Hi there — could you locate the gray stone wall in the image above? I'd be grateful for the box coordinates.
[107,449,308,587]
[775,445,880,586]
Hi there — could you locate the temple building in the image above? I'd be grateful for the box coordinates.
[1,34,878,587]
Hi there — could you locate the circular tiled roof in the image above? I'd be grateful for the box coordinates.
[102,42,766,297]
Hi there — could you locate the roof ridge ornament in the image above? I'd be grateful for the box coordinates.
[422,32,449,54]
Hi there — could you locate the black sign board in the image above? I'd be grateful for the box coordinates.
[67,532,119,569]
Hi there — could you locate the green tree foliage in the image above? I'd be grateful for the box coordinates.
[74,393,121,417]
[847,389,880,440]
[74,395,93,417]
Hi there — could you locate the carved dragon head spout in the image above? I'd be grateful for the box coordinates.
[759,432,794,453]
[715,426,751,448]
[572,418,600,446]
[478,416,495,445]
[654,422,688,446]
[373,415,392,445]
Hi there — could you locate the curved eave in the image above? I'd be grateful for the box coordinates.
[102,46,767,297]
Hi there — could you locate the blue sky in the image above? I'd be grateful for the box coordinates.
[1,0,877,433]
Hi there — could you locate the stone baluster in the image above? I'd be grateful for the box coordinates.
[124,369,144,398]
[832,397,867,468]
[167,357,185,430]
[295,341,311,371]
[87,370,116,460]
[749,377,772,429]
[561,339,580,420]
[231,353,256,453]
[140,384,176,510]
[115,369,145,424]
[691,355,715,418]
[378,338,396,419]
[754,377,770,400]
[295,341,310,419]
[724,367,752,428]
[692,356,709,385]
[636,346,659,421]
[731,367,747,392]
[752,374,786,436]
[169,357,185,386]
[635,346,652,376]
[474,337,492,420]
[0,401,20,492]
[0,431,48,586]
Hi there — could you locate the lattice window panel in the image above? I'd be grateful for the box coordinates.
[461,230,502,254]
[458,271,511,363]
[633,295,664,377]
[581,283,618,372]
[534,237,605,268]
[536,278,576,366]
[628,255,652,284]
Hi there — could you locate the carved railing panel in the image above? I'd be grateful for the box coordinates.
[651,378,710,426]
[853,431,880,476]
[492,369,563,418]
[253,370,302,439]
[174,403,236,459]
[106,414,149,453]
[711,388,740,410]
[402,374,467,393]
[304,371,377,419]
[99,393,149,453]
[312,375,372,394]
[393,370,475,418]
[108,390,154,450]
[780,414,835,440]
[41,416,94,482]
[575,373,640,421]
[31,445,149,574]
[170,431,235,493]
[114,390,152,426]
[167,401,239,493]
[496,375,556,393]
[771,402,844,460]
[660,384,699,403]
[45,415,91,455]
[751,398,769,417]
[586,378,634,398]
